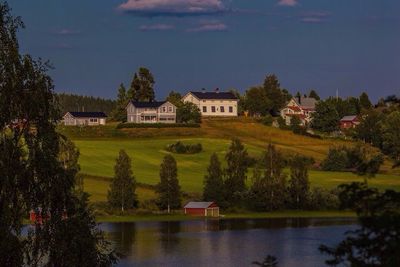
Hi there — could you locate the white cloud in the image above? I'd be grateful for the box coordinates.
[187,21,227,32]
[119,0,226,16]
[139,24,175,31]
[277,0,298,7]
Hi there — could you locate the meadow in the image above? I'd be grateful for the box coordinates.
[63,118,400,203]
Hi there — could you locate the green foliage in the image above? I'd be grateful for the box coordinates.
[57,93,116,116]
[0,3,116,265]
[203,153,225,206]
[354,109,383,147]
[287,155,313,209]
[224,138,249,206]
[108,150,138,212]
[277,116,289,130]
[166,90,183,107]
[359,92,373,110]
[128,67,155,102]
[289,115,302,132]
[165,141,202,154]
[311,100,340,133]
[263,74,287,115]
[156,155,181,211]
[111,83,128,122]
[320,182,400,266]
[321,147,349,171]
[176,102,201,123]
[308,89,320,100]
[248,144,287,211]
[117,122,200,129]
[308,187,339,210]
[381,111,400,166]
[244,86,271,116]
[257,114,274,126]
[229,88,246,115]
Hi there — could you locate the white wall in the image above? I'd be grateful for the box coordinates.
[183,93,238,117]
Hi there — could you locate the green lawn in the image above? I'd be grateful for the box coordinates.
[77,138,400,197]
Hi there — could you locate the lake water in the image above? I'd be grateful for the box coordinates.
[101,217,357,267]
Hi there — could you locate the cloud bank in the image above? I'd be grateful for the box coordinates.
[118,0,227,16]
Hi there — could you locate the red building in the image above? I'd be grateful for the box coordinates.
[340,115,360,130]
[184,202,219,217]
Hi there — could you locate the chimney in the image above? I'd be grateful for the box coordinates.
[202,88,206,93]
[215,87,220,93]
[298,95,301,105]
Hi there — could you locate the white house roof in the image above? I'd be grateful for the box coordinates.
[184,202,215,209]
[340,115,358,121]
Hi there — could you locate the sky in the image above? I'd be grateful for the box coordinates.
[9,0,400,101]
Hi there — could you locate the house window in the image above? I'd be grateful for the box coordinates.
[220,106,225,113]
[211,106,216,113]
[168,106,173,112]
[89,118,98,123]
[229,106,233,113]
[162,107,166,113]
[203,106,207,113]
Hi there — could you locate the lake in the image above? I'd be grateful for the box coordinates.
[101,217,357,267]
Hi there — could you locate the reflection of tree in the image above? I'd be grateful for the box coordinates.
[159,221,181,254]
[112,223,136,257]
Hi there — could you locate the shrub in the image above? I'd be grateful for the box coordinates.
[258,114,273,126]
[117,122,200,129]
[308,187,340,210]
[321,147,349,171]
[165,141,203,154]
[277,117,289,130]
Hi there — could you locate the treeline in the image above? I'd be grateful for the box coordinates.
[57,93,116,115]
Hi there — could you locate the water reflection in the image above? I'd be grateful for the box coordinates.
[101,218,357,267]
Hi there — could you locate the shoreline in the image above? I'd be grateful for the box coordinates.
[95,210,357,223]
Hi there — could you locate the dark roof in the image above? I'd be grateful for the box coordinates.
[189,91,238,100]
[184,202,216,209]
[67,112,107,118]
[341,115,358,122]
[129,101,167,108]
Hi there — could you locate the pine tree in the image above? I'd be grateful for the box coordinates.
[308,89,320,100]
[111,83,128,122]
[157,155,181,213]
[359,92,373,110]
[311,100,340,132]
[203,153,224,206]
[224,138,249,206]
[263,74,286,114]
[108,150,138,212]
[288,155,312,209]
[128,67,155,102]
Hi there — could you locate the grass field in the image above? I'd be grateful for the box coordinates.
[63,118,399,202]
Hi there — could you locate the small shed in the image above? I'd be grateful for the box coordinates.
[183,202,219,217]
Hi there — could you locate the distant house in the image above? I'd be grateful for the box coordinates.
[184,201,219,217]
[280,96,317,126]
[63,112,107,126]
[126,101,176,123]
[182,89,238,117]
[340,115,359,130]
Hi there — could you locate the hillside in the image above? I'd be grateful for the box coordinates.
[59,117,400,200]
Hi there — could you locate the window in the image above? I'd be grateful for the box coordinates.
[211,106,216,113]
[229,106,233,113]
[220,106,225,113]
[90,118,98,122]
[203,106,207,113]
[162,107,166,113]
[168,106,173,112]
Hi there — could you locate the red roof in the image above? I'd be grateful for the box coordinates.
[285,114,306,119]
[287,106,302,112]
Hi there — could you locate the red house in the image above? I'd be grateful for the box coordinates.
[184,202,220,217]
[340,115,360,130]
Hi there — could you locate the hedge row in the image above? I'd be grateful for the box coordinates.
[116,123,200,129]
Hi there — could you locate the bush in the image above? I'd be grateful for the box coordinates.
[117,122,200,129]
[277,117,289,130]
[176,102,202,123]
[321,147,349,171]
[165,141,203,154]
[258,115,273,126]
[308,187,340,210]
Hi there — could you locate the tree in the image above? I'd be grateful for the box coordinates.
[128,67,155,102]
[321,147,349,171]
[157,155,181,212]
[245,86,271,116]
[0,3,117,265]
[320,182,400,266]
[381,111,400,167]
[308,89,320,100]
[263,74,286,115]
[287,155,312,209]
[203,153,225,206]
[354,109,384,147]
[224,138,249,206]
[108,150,138,212]
[111,83,128,122]
[248,144,287,211]
[289,115,303,133]
[166,90,183,107]
[359,92,372,110]
[311,100,340,132]
[229,88,246,115]
[176,102,201,123]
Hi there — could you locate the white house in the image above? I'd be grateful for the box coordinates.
[126,101,176,123]
[63,112,107,126]
[280,96,317,126]
[182,89,238,117]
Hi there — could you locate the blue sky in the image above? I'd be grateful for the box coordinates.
[10,0,400,101]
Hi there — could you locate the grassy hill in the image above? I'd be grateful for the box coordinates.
[59,118,400,202]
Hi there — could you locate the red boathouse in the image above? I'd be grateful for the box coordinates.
[183,202,220,217]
